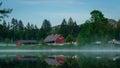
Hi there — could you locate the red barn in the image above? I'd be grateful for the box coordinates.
[44,34,65,44]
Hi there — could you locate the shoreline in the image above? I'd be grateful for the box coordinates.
[1,49,120,53]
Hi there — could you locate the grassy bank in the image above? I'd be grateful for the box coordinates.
[0,44,77,50]
[0,43,120,50]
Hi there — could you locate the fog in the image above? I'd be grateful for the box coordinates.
[0,43,120,58]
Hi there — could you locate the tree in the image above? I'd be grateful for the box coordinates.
[25,22,31,39]
[66,34,74,43]
[68,17,74,25]
[72,21,80,37]
[0,2,12,21]
[40,19,52,39]
[2,20,8,39]
[78,10,114,44]
[11,18,18,30]
[90,10,113,41]
[0,2,12,41]
[116,20,120,40]
[59,18,68,37]
[68,17,74,35]
[0,24,4,41]
[26,22,31,30]
[78,21,93,44]
[41,19,52,32]
[39,28,47,39]
[18,20,24,30]
[2,20,7,27]
[90,10,105,22]
[59,18,80,38]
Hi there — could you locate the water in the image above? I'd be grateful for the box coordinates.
[0,51,120,68]
[0,44,120,68]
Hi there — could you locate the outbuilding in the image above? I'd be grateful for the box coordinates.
[16,40,39,46]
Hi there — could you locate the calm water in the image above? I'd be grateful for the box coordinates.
[0,52,120,68]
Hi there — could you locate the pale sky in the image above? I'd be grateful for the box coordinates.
[1,0,120,27]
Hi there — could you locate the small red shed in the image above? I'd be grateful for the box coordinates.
[44,34,65,44]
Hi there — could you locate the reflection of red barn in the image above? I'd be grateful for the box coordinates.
[56,56,66,64]
[44,34,65,44]
[45,56,66,66]
[16,55,39,61]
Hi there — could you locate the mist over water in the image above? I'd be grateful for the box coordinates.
[0,44,120,53]
[1,44,120,68]
[0,44,120,58]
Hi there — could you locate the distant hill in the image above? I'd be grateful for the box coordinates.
[52,25,61,29]
[108,19,117,27]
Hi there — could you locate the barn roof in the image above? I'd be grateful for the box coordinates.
[44,34,61,42]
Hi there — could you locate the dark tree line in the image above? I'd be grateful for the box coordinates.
[1,10,120,44]
[1,1,120,44]
[59,18,80,38]
[0,18,49,41]
[0,17,80,42]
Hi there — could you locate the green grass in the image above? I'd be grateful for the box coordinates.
[0,44,78,50]
[0,43,120,50]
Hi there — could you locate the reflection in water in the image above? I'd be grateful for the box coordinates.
[16,55,39,61]
[45,55,66,66]
[0,53,120,68]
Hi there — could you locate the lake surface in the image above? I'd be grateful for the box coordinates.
[0,51,120,68]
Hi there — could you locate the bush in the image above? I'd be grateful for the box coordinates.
[40,39,47,45]
[4,38,11,46]
[66,34,74,43]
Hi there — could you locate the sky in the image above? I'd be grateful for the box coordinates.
[1,0,120,27]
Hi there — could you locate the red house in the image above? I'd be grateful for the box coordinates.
[44,34,65,44]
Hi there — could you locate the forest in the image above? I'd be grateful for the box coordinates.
[0,2,120,45]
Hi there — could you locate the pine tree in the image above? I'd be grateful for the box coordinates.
[68,17,74,36]
[41,19,52,32]
[18,20,24,30]
[59,18,68,37]
[40,19,52,38]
